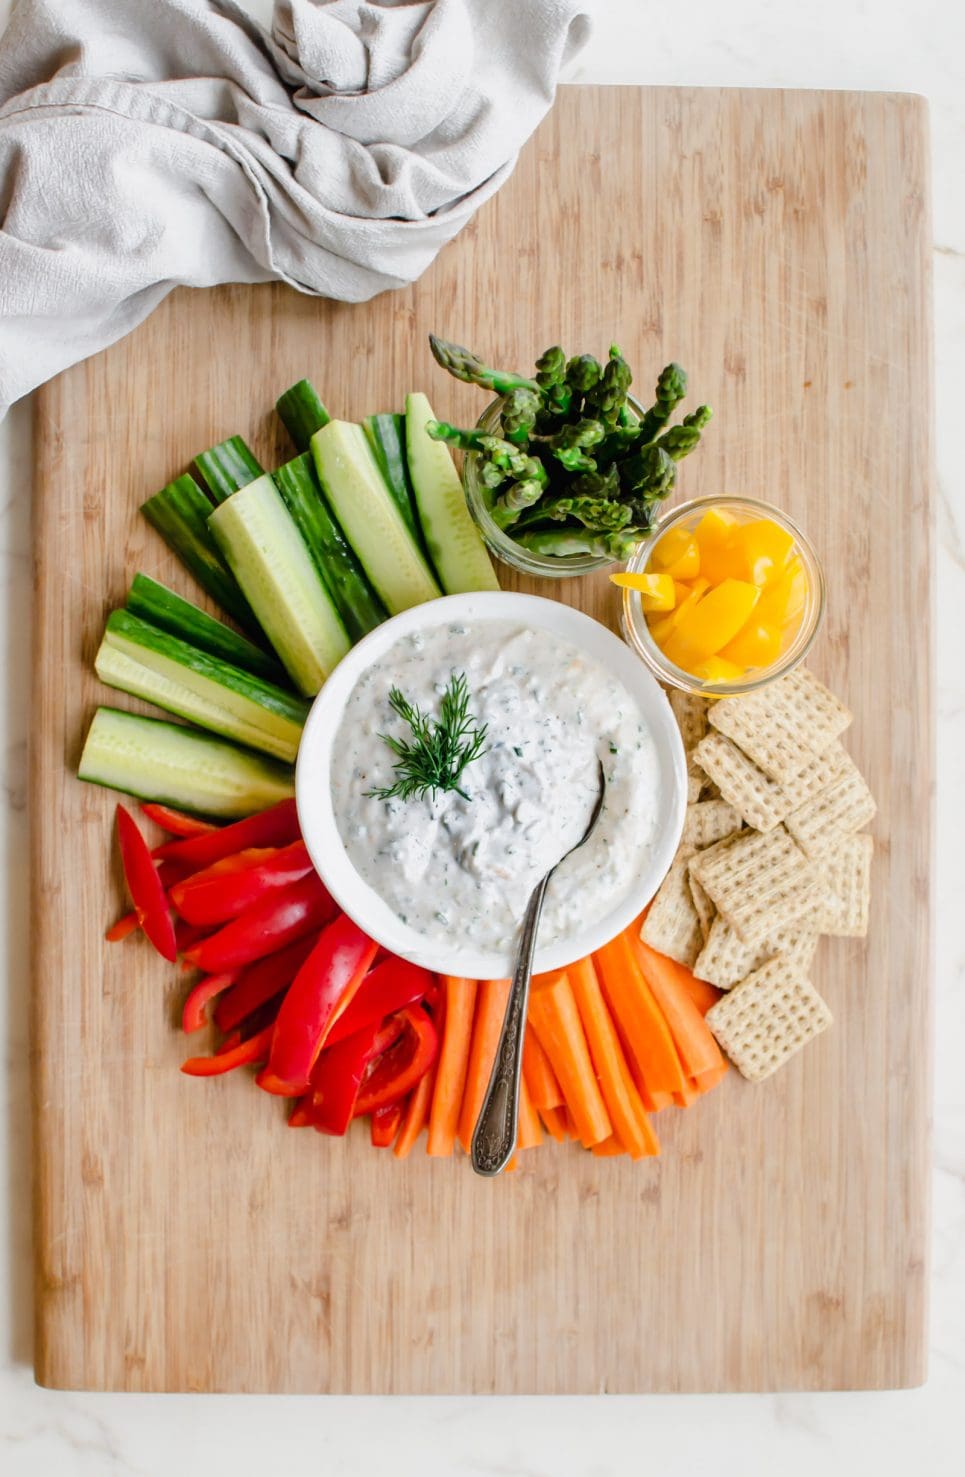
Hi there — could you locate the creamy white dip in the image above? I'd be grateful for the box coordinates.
[329,621,661,958]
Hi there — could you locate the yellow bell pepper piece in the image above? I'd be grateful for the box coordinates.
[729,518,796,586]
[647,577,710,645]
[650,526,700,580]
[756,555,807,629]
[690,655,746,684]
[610,571,676,611]
[719,617,783,668]
[693,508,738,585]
[661,578,760,667]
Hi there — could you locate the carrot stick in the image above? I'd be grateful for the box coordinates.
[614,1051,661,1154]
[523,1028,564,1109]
[692,1060,729,1092]
[393,1067,435,1159]
[457,978,511,1154]
[628,933,724,1078]
[532,967,568,991]
[591,1135,626,1156]
[527,975,612,1148]
[673,966,722,1017]
[567,955,656,1160]
[427,977,477,1157]
[561,1108,580,1139]
[516,1073,543,1150]
[594,933,687,1098]
[538,1105,567,1141]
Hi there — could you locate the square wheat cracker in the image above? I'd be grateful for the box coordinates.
[668,689,709,754]
[687,773,703,805]
[784,757,877,857]
[688,870,716,943]
[812,832,874,936]
[708,668,852,786]
[640,850,702,966]
[705,957,833,1082]
[690,825,820,946]
[681,799,742,849]
[693,731,788,831]
[693,913,819,989]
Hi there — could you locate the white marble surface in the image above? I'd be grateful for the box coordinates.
[1,0,962,1470]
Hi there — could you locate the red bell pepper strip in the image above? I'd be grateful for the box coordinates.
[174,917,209,956]
[182,871,335,975]
[115,804,177,962]
[323,958,432,1047]
[213,935,317,1035]
[106,859,190,944]
[370,1101,404,1148]
[288,1099,314,1128]
[105,911,139,943]
[180,1023,274,1076]
[154,798,299,868]
[261,914,378,1095]
[353,1005,438,1117]
[170,842,314,927]
[140,802,218,838]
[181,972,237,1033]
[308,1016,404,1135]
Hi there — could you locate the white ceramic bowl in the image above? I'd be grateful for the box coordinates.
[295,592,686,979]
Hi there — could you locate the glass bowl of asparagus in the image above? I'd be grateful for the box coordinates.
[425,335,713,577]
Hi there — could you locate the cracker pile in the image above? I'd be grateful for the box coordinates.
[643,670,875,1083]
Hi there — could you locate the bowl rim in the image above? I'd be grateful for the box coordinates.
[622,494,826,698]
[295,591,687,979]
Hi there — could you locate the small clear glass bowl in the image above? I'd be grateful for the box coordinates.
[461,394,646,579]
[621,496,826,699]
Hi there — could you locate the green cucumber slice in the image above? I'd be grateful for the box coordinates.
[125,573,288,686]
[208,474,351,696]
[405,392,499,594]
[79,708,294,818]
[310,420,440,615]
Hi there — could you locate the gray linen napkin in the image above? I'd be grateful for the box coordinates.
[0,0,592,415]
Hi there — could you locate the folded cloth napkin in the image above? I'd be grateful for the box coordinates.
[0,0,592,415]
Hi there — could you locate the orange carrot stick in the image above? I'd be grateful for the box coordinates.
[567,955,656,1160]
[393,1067,435,1159]
[594,933,687,1098]
[614,1051,661,1154]
[523,1028,564,1109]
[457,978,511,1154]
[628,933,724,1078]
[673,966,721,1017]
[516,1073,543,1150]
[527,974,612,1148]
[538,1105,568,1141]
[427,977,478,1157]
[692,1060,729,1092]
[591,1135,626,1156]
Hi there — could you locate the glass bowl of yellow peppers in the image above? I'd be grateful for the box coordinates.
[616,497,825,698]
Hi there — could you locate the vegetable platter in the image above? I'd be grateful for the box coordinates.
[31,87,931,1393]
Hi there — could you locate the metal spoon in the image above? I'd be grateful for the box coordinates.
[471,760,607,1177]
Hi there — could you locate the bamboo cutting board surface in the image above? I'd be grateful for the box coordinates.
[32,87,932,1392]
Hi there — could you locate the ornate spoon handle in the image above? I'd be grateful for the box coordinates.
[470,873,550,1177]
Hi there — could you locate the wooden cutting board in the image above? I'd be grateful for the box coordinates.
[31,86,932,1393]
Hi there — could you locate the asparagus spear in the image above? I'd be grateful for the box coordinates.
[500,387,541,444]
[549,419,605,473]
[490,478,546,529]
[426,420,487,452]
[516,495,633,533]
[429,335,539,395]
[635,362,687,442]
[514,528,639,560]
[619,444,677,497]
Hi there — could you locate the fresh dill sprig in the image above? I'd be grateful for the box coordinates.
[366,671,488,804]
